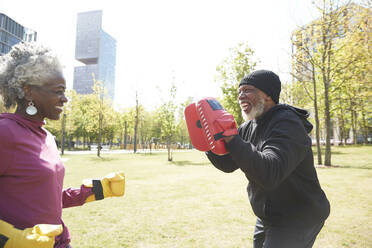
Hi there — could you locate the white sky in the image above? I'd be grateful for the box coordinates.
[3,0,318,110]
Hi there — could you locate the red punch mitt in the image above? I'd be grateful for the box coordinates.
[184,97,238,155]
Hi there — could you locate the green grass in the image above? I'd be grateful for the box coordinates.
[62,146,372,248]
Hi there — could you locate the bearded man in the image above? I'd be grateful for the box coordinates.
[205,70,330,248]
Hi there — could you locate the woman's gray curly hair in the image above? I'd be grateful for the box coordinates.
[0,42,63,109]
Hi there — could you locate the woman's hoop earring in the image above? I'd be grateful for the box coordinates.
[26,100,38,116]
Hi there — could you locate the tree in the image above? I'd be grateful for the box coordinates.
[91,78,105,157]
[158,83,178,161]
[117,109,128,148]
[291,0,358,166]
[73,94,98,147]
[118,108,135,149]
[138,107,156,152]
[215,42,258,125]
[55,90,87,149]
[334,4,372,144]
[291,28,324,164]
[176,97,193,148]
[103,102,117,148]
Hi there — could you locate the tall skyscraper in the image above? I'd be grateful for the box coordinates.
[0,13,37,55]
[73,10,117,101]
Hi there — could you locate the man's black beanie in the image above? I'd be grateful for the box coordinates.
[239,70,281,104]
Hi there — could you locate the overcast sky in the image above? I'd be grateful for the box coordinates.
[3,0,318,109]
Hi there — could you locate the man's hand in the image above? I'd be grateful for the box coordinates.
[223,136,235,143]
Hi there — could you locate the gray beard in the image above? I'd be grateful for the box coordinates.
[242,97,265,121]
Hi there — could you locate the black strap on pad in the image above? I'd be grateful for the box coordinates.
[214,132,224,141]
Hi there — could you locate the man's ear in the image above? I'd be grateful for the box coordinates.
[262,92,272,102]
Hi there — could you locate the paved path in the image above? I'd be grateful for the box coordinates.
[62,149,192,155]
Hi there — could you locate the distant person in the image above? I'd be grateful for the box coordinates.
[0,42,125,248]
[186,70,330,248]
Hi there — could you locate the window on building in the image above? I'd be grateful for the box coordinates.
[0,43,11,54]
[0,14,4,28]
[10,19,14,34]
[4,16,9,31]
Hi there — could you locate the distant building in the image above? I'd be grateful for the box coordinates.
[73,10,117,101]
[291,3,370,84]
[0,13,37,55]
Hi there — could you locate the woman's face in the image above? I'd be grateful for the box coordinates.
[29,74,68,121]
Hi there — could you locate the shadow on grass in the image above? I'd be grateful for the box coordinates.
[312,149,343,156]
[137,152,163,157]
[87,152,163,161]
[89,156,120,162]
[171,160,209,166]
[337,165,372,170]
[312,144,372,156]
[316,164,372,170]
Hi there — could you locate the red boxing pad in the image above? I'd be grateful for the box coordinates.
[184,102,210,152]
[185,97,237,155]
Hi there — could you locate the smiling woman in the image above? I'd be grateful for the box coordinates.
[0,42,67,121]
[0,42,125,248]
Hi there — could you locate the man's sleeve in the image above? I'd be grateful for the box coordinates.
[206,151,239,173]
[226,115,310,190]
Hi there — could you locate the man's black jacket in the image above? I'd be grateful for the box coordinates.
[206,104,330,226]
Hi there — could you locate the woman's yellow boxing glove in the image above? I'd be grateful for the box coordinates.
[83,172,125,202]
[0,219,63,248]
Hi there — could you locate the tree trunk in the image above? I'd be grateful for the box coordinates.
[140,121,144,151]
[124,121,127,149]
[312,68,322,165]
[333,118,339,146]
[97,111,103,157]
[338,112,346,146]
[67,135,72,150]
[167,137,172,161]
[322,72,332,166]
[361,111,368,144]
[322,24,332,166]
[75,135,79,150]
[351,110,357,145]
[133,92,139,153]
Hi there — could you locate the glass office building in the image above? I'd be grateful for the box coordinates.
[73,10,117,101]
[0,13,37,55]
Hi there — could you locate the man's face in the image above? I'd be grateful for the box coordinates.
[30,75,68,121]
[238,84,266,121]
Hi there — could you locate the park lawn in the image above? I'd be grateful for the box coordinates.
[62,146,372,248]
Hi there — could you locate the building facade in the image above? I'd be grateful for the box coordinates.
[73,10,117,101]
[0,13,37,55]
